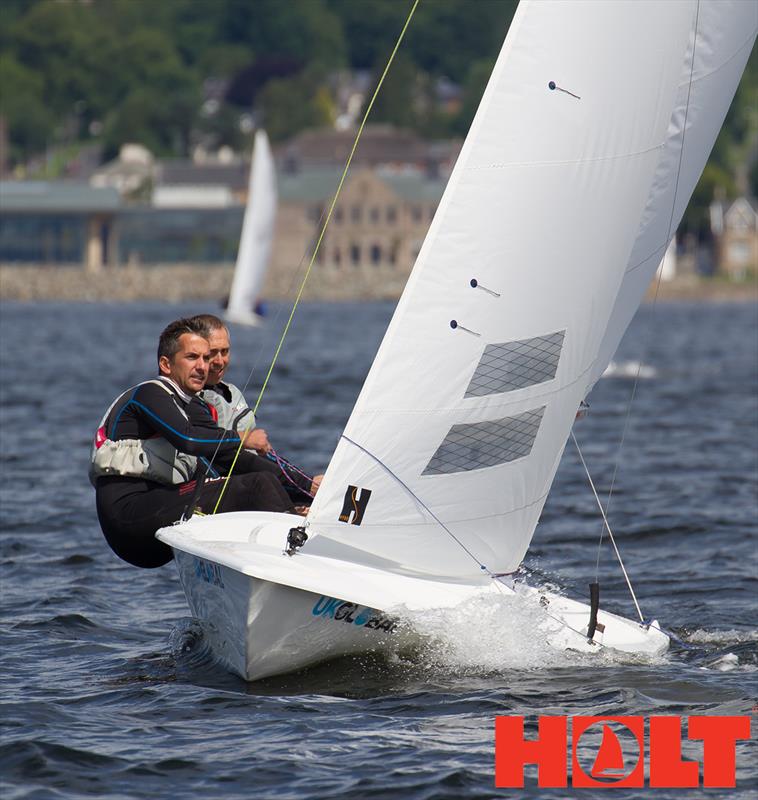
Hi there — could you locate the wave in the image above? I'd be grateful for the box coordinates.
[399,591,666,676]
[685,628,758,645]
[602,360,657,379]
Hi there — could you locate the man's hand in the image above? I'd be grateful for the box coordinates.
[243,428,271,454]
[310,474,324,496]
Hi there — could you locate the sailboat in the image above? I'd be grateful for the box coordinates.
[224,129,277,326]
[158,0,756,681]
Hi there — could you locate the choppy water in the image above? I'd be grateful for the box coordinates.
[1,300,756,799]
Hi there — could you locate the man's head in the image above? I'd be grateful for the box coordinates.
[157,317,210,395]
[191,314,230,386]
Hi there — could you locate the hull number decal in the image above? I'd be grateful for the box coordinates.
[193,557,225,588]
[311,595,396,633]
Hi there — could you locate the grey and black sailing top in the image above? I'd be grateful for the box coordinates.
[89,377,250,485]
[199,381,254,433]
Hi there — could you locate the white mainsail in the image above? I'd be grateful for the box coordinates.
[305,0,755,580]
[226,129,277,325]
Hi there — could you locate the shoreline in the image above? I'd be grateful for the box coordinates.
[0,264,755,303]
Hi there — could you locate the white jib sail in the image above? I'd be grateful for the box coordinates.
[588,0,757,393]
[305,0,754,580]
[227,129,277,321]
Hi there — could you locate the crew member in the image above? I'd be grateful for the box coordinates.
[192,313,322,502]
[90,317,296,569]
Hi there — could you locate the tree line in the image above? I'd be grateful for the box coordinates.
[1,0,755,235]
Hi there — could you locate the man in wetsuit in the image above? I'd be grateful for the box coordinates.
[192,313,322,501]
[90,317,298,569]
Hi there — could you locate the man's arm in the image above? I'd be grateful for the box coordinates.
[126,383,243,458]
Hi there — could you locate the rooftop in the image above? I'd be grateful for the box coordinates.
[0,181,121,213]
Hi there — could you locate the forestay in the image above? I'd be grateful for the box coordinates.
[227,130,277,319]
[305,1,755,580]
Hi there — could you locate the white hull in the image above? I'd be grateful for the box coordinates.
[158,512,669,681]
[173,551,414,680]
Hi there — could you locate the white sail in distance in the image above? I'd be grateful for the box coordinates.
[305,1,755,580]
[226,130,277,325]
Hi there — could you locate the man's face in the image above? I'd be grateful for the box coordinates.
[159,333,210,394]
[207,326,231,385]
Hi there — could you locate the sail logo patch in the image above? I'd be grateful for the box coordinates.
[338,485,372,525]
[495,715,750,788]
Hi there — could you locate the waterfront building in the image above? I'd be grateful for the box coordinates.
[0,181,120,272]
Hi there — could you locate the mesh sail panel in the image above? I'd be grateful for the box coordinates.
[422,407,545,475]
[465,331,565,397]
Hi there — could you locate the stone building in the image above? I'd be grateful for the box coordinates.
[710,196,758,280]
[264,166,446,299]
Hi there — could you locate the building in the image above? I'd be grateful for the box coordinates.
[0,181,120,272]
[112,164,446,298]
[710,196,758,280]
[276,124,462,177]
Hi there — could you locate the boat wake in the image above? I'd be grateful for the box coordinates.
[677,628,758,672]
[399,591,667,676]
[602,360,657,379]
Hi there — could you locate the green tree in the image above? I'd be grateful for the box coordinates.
[102,85,198,161]
[218,0,346,71]
[452,57,496,135]
[0,53,52,161]
[363,52,420,129]
[259,69,335,142]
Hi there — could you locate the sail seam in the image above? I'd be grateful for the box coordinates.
[623,22,756,278]
[356,361,595,416]
[624,241,668,275]
[464,142,665,171]
[685,26,758,86]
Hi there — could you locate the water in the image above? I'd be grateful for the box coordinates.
[1,300,756,799]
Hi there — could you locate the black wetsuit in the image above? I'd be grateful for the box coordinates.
[94,378,297,568]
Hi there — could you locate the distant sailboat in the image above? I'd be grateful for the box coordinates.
[158,0,757,681]
[225,129,277,327]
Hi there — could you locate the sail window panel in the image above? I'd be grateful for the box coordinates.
[422,407,545,476]
[465,331,565,398]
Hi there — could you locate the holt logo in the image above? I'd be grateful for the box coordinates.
[495,715,750,788]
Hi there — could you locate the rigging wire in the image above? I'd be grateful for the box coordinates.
[593,0,701,578]
[211,0,421,515]
[341,435,624,647]
[572,432,644,623]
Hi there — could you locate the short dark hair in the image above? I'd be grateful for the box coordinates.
[157,317,208,363]
[190,313,228,335]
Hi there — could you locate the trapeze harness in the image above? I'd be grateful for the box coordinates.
[90,377,297,568]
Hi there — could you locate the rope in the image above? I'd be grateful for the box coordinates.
[211,0,421,514]
[572,431,644,623]
[268,449,315,498]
